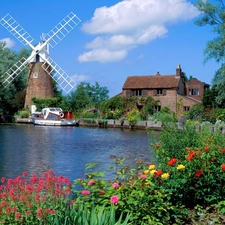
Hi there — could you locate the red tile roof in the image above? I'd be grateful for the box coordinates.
[122,75,180,89]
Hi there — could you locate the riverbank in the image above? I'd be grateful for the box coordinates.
[12,118,225,134]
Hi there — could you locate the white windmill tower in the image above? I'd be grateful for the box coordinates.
[0,12,81,111]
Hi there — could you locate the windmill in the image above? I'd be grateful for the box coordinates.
[0,12,81,112]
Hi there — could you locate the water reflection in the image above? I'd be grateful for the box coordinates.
[0,124,153,182]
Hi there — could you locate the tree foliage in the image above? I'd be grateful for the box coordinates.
[0,42,30,114]
[195,0,225,106]
[67,82,109,112]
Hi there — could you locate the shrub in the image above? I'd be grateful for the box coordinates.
[151,123,225,208]
[125,109,141,125]
[0,170,71,225]
[19,110,30,118]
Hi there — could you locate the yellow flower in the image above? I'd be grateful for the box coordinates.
[177,164,185,170]
[161,173,169,179]
[150,170,156,175]
[143,170,149,175]
[149,164,155,170]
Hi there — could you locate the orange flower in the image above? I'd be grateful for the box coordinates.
[204,146,209,151]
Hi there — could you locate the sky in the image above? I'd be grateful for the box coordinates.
[0,0,220,97]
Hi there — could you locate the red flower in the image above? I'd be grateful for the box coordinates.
[156,170,163,176]
[221,149,225,153]
[221,164,225,171]
[194,169,203,178]
[167,158,177,166]
[1,177,6,183]
[204,146,209,151]
[186,151,196,161]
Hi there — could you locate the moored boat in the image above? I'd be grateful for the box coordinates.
[31,108,78,126]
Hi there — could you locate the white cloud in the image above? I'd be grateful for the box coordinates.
[79,0,200,63]
[0,38,15,48]
[78,49,127,63]
[71,74,92,82]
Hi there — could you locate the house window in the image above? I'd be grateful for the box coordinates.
[183,106,190,112]
[157,89,163,95]
[33,72,38,78]
[153,89,166,96]
[154,105,161,112]
[135,89,142,96]
[189,88,199,96]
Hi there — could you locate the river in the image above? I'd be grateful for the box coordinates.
[0,124,154,182]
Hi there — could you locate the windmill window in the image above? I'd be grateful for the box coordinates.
[33,72,38,78]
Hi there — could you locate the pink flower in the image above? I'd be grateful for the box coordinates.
[22,172,27,177]
[110,195,119,205]
[81,190,90,195]
[88,180,96,186]
[140,174,147,179]
[1,177,6,183]
[35,193,40,202]
[15,212,21,219]
[112,183,120,189]
[25,211,31,216]
[37,208,43,217]
[99,190,106,195]
[50,210,55,215]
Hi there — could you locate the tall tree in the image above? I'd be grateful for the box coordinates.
[195,0,225,106]
[67,82,109,112]
[0,42,30,114]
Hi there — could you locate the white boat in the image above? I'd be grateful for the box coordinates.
[31,108,78,126]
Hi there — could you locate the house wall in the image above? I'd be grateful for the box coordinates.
[151,89,177,113]
[186,78,206,101]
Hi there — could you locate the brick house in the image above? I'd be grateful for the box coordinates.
[120,65,209,116]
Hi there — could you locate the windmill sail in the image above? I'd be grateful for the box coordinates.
[0,12,80,109]
[2,57,29,87]
[42,57,76,93]
[0,14,34,47]
[44,12,81,48]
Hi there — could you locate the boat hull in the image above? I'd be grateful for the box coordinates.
[33,119,78,126]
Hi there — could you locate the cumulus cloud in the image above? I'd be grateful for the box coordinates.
[78,0,200,63]
[0,38,15,48]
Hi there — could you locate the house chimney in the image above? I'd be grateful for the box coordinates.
[176,64,182,77]
[156,71,160,76]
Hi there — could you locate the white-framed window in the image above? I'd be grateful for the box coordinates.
[189,88,199,96]
[33,72,38,78]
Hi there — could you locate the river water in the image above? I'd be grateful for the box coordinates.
[0,124,154,182]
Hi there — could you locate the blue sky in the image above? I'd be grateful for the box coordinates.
[0,0,219,97]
